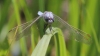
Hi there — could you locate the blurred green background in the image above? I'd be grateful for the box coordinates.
[0,0,100,56]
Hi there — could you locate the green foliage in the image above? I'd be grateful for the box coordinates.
[0,0,100,56]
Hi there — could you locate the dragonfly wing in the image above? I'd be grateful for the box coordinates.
[53,14,92,44]
[8,16,42,41]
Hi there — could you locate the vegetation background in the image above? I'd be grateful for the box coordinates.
[0,0,100,56]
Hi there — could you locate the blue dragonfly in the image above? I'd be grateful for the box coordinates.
[8,11,92,44]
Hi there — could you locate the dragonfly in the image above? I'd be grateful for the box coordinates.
[8,11,92,44]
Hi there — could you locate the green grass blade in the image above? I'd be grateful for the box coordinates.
[55,28,69,56]
[69,0,80,56]
[31,27,69,56]
[12,0,27,55]
[85,0,100,53]
[31,27,58,56]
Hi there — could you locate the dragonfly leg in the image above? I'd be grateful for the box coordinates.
[44,24,48,33]
[49,25,52,31]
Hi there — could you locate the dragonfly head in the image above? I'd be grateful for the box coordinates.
[44,11,54,24]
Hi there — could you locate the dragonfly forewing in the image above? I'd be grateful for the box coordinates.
[53,14,92,44]
[8,15,42,41]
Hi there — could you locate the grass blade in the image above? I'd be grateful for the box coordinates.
[31,27,58,56]
[55,28,69,56]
